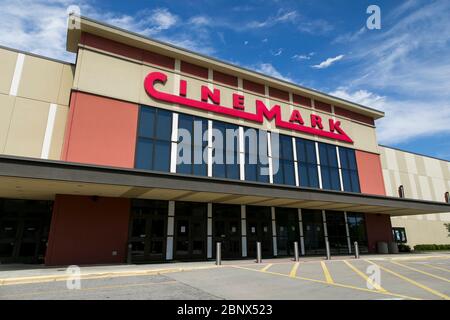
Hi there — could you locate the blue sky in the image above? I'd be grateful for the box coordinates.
[1,0,449,160]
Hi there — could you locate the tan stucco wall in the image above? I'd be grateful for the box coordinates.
[380,146,450,246]
[0,47,73,160]
[74,47,380,153]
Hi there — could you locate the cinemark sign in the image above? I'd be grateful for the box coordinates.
[144,72,353,143]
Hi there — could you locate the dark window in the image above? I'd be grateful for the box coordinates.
[135,106,172,172]
[302,209,325,255]
[398,185,405,198]
[444,192,449,203]
[325,211,348,254]
[318,143,340,191]
[176,113,208,176]
[295,138,319,188]
[212,121,240,180]
[347,212,368,253]
[272,134,295,186]
[244,129,270,183]
[339,147,360,193]
[392,227,407,243]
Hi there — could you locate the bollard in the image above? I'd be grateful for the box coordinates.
[256,242,262,263]
[293,241,299,262]
[216,242,222,266]
[325,239,331,260]
[127,243,132,264]
[354,241,360,259]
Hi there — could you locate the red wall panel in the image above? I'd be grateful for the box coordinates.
[365,213,393,253]
[45,195,131,266]
[62,92,138,168]
[355,150,386,196]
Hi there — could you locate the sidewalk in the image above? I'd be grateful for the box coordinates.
[1,252,449,286]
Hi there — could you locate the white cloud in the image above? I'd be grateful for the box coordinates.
[247,10,298,28]
[330,88,450,144]
[272,48,283,56]
[333,27,366,44]
[312,55,344,69]
[189,16,210,26]
[253,63,293,82]
[292,52,314,61]
[0,0,230,62]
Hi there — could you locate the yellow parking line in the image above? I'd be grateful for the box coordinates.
[320,261,334,284]
[343,260,386,292]
[390,261,450,283]
[260,264,273,272]
[424,263,450,273]
[232,265,420,300]
[289,262,300,278]
[365,259,449,300]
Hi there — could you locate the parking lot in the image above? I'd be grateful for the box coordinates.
[0,253,449,300]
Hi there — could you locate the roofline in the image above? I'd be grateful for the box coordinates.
[0,44,75,66]
[379,144,450,163]
[66,14,385,120]
[1,155,449,215]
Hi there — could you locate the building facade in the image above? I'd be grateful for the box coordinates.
[0,15,448,266]
[380,146,450,247]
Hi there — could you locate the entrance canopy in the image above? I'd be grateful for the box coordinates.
[0,155,449,216]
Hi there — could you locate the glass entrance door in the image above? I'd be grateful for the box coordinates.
[0,200,52,264]
[246,206,273,258]
[129,200,167,262]
[275,208,299,256]
[302,209,325,255]
[325,211,349,254]
[174,202,207,260]
[212,204,241,259]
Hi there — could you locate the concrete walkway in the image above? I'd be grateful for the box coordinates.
[1,252,449,286]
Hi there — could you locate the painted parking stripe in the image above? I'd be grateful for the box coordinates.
[423,263,450,273]
[260,263,273,272]
[289,262,300,278]
[320,261,334,284]
[232,265,420,300]
[343,260,386,292]
[390,260,450,283]
[365,259,449,300]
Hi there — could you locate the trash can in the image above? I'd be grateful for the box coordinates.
[388,242,399,254]
[377,241,389,254]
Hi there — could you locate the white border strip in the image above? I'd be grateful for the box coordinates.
[40,104,57,159]
[10,53,25,96]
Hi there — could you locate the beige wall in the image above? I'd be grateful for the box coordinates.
[0,47,73,160]
[380,146,450,246]
[74,47,380,153]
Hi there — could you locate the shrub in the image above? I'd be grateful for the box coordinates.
[414,244,450,251]
[398,244,411,252]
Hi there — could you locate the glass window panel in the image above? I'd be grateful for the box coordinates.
[348,149,357,169]
[319,143,329,166]
[342,169,352,192]
[135,139,153,170]
[273,160,284,184]
[245,163,257,181]
[138,107,155,138]
[153,140,171,172]
[307,164,319,188]
[330,167,341,190]
[155,109,172,140]
[350,171,360,192]
[283,160,295,186]
[339,148,349,169]
[299,164,309,187]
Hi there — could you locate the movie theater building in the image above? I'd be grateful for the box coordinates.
[0,15,449,266]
